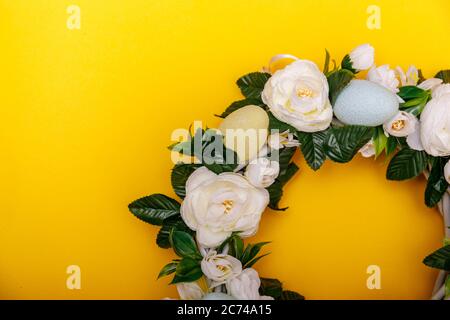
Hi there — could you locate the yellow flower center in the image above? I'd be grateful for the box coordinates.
[391,119,406,131]
[296,88,314,98]
[223,200,234,213]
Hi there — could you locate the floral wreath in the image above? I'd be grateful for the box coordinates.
[129,44,450,300]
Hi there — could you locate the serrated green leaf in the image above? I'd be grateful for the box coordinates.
[268,112,297,134]
[327,69,355,104]
[244,252,271,268]
[218,98,266,118]
[156,218,193,249]
[386,148,428,181]
[435,70,450,83]
[277,162,299,186]
[267,180,286,211]
[158,262,178,279]
[385,136,398,156]
[170,230,202,260]
[298,130,328,170]
[423,245,450,271]
[171,164,200,198]
[324,126,374,163]
[128,194,180,226]
[398,86,427,100]
[425,158,449,207]
[259,278,283,299]
[171,258,203,284]
[341,54,357,73]
[236,72,271,99]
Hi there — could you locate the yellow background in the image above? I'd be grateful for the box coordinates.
[0,0,448,299]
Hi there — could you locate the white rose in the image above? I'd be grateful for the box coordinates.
[349,44,375,71]
[176,281,205,300]
[262,59,333,133]
[367,65,400,93]
[420,87,450,157]
[267,130,299,150]
[383,111,418,137]
[201,250,242,286]
[432,83,450,99]
[444,160,450,184]
[358,139,376,158]
[245,158,280,188]
[181,167,269,248]
[418,78,443,91]
[226,268,274,300]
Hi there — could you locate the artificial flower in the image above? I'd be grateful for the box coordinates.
[358,139,376,158]
[420,85,450,157]
[226,268,274,300]
[176,281,206,300]
[444,160,450,185]
[201,250,242,286]
[262,59,333,132]
[267,130,300,150]
[367,65,400,93]
[406,120,424,151]
[180,167,269,248]
[418,78,443,91]
[383,111,418,137]
[396,65,419,87]
[349,44,375,71]
[245,157,280,188]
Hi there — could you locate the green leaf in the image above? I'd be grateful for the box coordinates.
[298,130,328,170]
[244,252,271,268]
[236,72,271,99]
[128,194,180,226]
[435,70,450,83]
[267,180,286,211]
[259,278,283,299]
[170,230,202,260]
[323,49,331,74]
[398,86,426,100]
[423,245,450,271]
[386,148,428,181]
[341,54,357,73]
[327,69,354,104]
[171,164,200,198]
[218,98,266,118]
[324,126,374,163]
[171,257,203,284]
[158,262,178,279]
[241,242,270,267]
[373,127,388,158]
[385,136,398,156]
[425,158,449,207]
[277,162,299,186]
[280,290,305,300]
[268,112,297,134]
[156,218,192,249]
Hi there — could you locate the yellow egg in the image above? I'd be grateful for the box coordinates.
[219,105,269,162]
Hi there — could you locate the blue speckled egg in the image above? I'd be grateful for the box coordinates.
[202,293,236,300]
[333,80,399,126]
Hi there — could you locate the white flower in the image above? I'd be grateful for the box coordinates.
[432,83,450,99]
[418,78,443,91]
[383,111,418,137]
[349,44,375,71]
[245,158,280,188]
[367,65,400,93]
[420,85,450,157]
[396,65,419,87]
[201,250,242,286]
[358,139,376,158]
[267,130,299,150]
[444,160,450,184]
[176,281,205,300]
[406,120,424,151]
[226,268,274,300]
[181,167,269,248]
[262,59,333,133]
